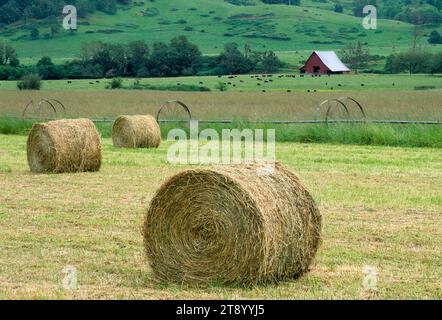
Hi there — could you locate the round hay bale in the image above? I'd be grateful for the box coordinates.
[144,162,322,286]
[27,118,102,173]
[112,115,161,148]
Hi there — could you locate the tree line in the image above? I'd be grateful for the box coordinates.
[385,50,442,74]
[339,41,442,74]
[1,37,441,81]
[351,0,442,25]
[0,36,283,80]
[0,0,130,25]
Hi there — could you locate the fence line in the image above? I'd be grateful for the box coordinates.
[14,117,441,125]
[91,119,441,125]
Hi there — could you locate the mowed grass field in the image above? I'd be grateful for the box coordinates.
[1,74,442,93]
[0,135,441,299]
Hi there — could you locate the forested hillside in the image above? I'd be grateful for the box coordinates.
[0,0,130,24]
[0,0,440,65]
[1,0,441,25]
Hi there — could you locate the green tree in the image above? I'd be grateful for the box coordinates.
[334,3,344,13]
[127,41,150,76]
[48,16,60,38]
[37,56,59,79]
[340,41,371,74]
[0,43,19,66]
[352,0,377,17]
[384,50,434,74]
[30,25,40,40]
[218,43,255,75]
[169,36,202,76]
[261,51,282,73]
[429,30,442,44]
[402,50,432,75]
[148,36,201,76]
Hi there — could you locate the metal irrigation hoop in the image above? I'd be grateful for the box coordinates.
[314,99,349,121]
[22,99,66,120]
[46,99,66,113]
[314,97,366,124]
[325,99,350,123]
[21,100,35,119]
[156,100,192,123]
[337,97,366,119]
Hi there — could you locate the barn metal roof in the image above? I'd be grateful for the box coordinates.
[314,51,350,72]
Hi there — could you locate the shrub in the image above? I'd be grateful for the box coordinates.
[215,81,228,92]
[17,74,42,90]
[106,78,123,89]
[428,30,442,44]
[334,3,344,13]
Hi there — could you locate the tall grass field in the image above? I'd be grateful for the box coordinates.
[1,117,440,148]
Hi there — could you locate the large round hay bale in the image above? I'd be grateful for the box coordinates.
[112,115,161,148]
[144,163,322,286]
[27,118,102,173]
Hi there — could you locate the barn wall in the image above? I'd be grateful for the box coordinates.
[301,53,330,74]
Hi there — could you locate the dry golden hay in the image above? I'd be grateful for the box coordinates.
[27,118,102,173]
[112,115,161,148]
[143,162,322,286]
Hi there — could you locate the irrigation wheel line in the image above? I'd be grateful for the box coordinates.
[337,97,366,119]
[8,116,440,126]
[22,99,67,120]
[156,100,192,124]
[314,97,367,124]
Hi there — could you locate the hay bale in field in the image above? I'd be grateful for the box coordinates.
[112,115,161,149]
[27,118,102,173]
[143,162,322,286]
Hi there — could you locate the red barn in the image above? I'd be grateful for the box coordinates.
[300,51,350,75]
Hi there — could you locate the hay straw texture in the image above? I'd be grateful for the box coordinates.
[144,163,322,286]
[27,119,102,173]
[112,115,161,148]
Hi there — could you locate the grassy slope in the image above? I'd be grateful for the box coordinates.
[1,0,440,65]
[0,135,440,299]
